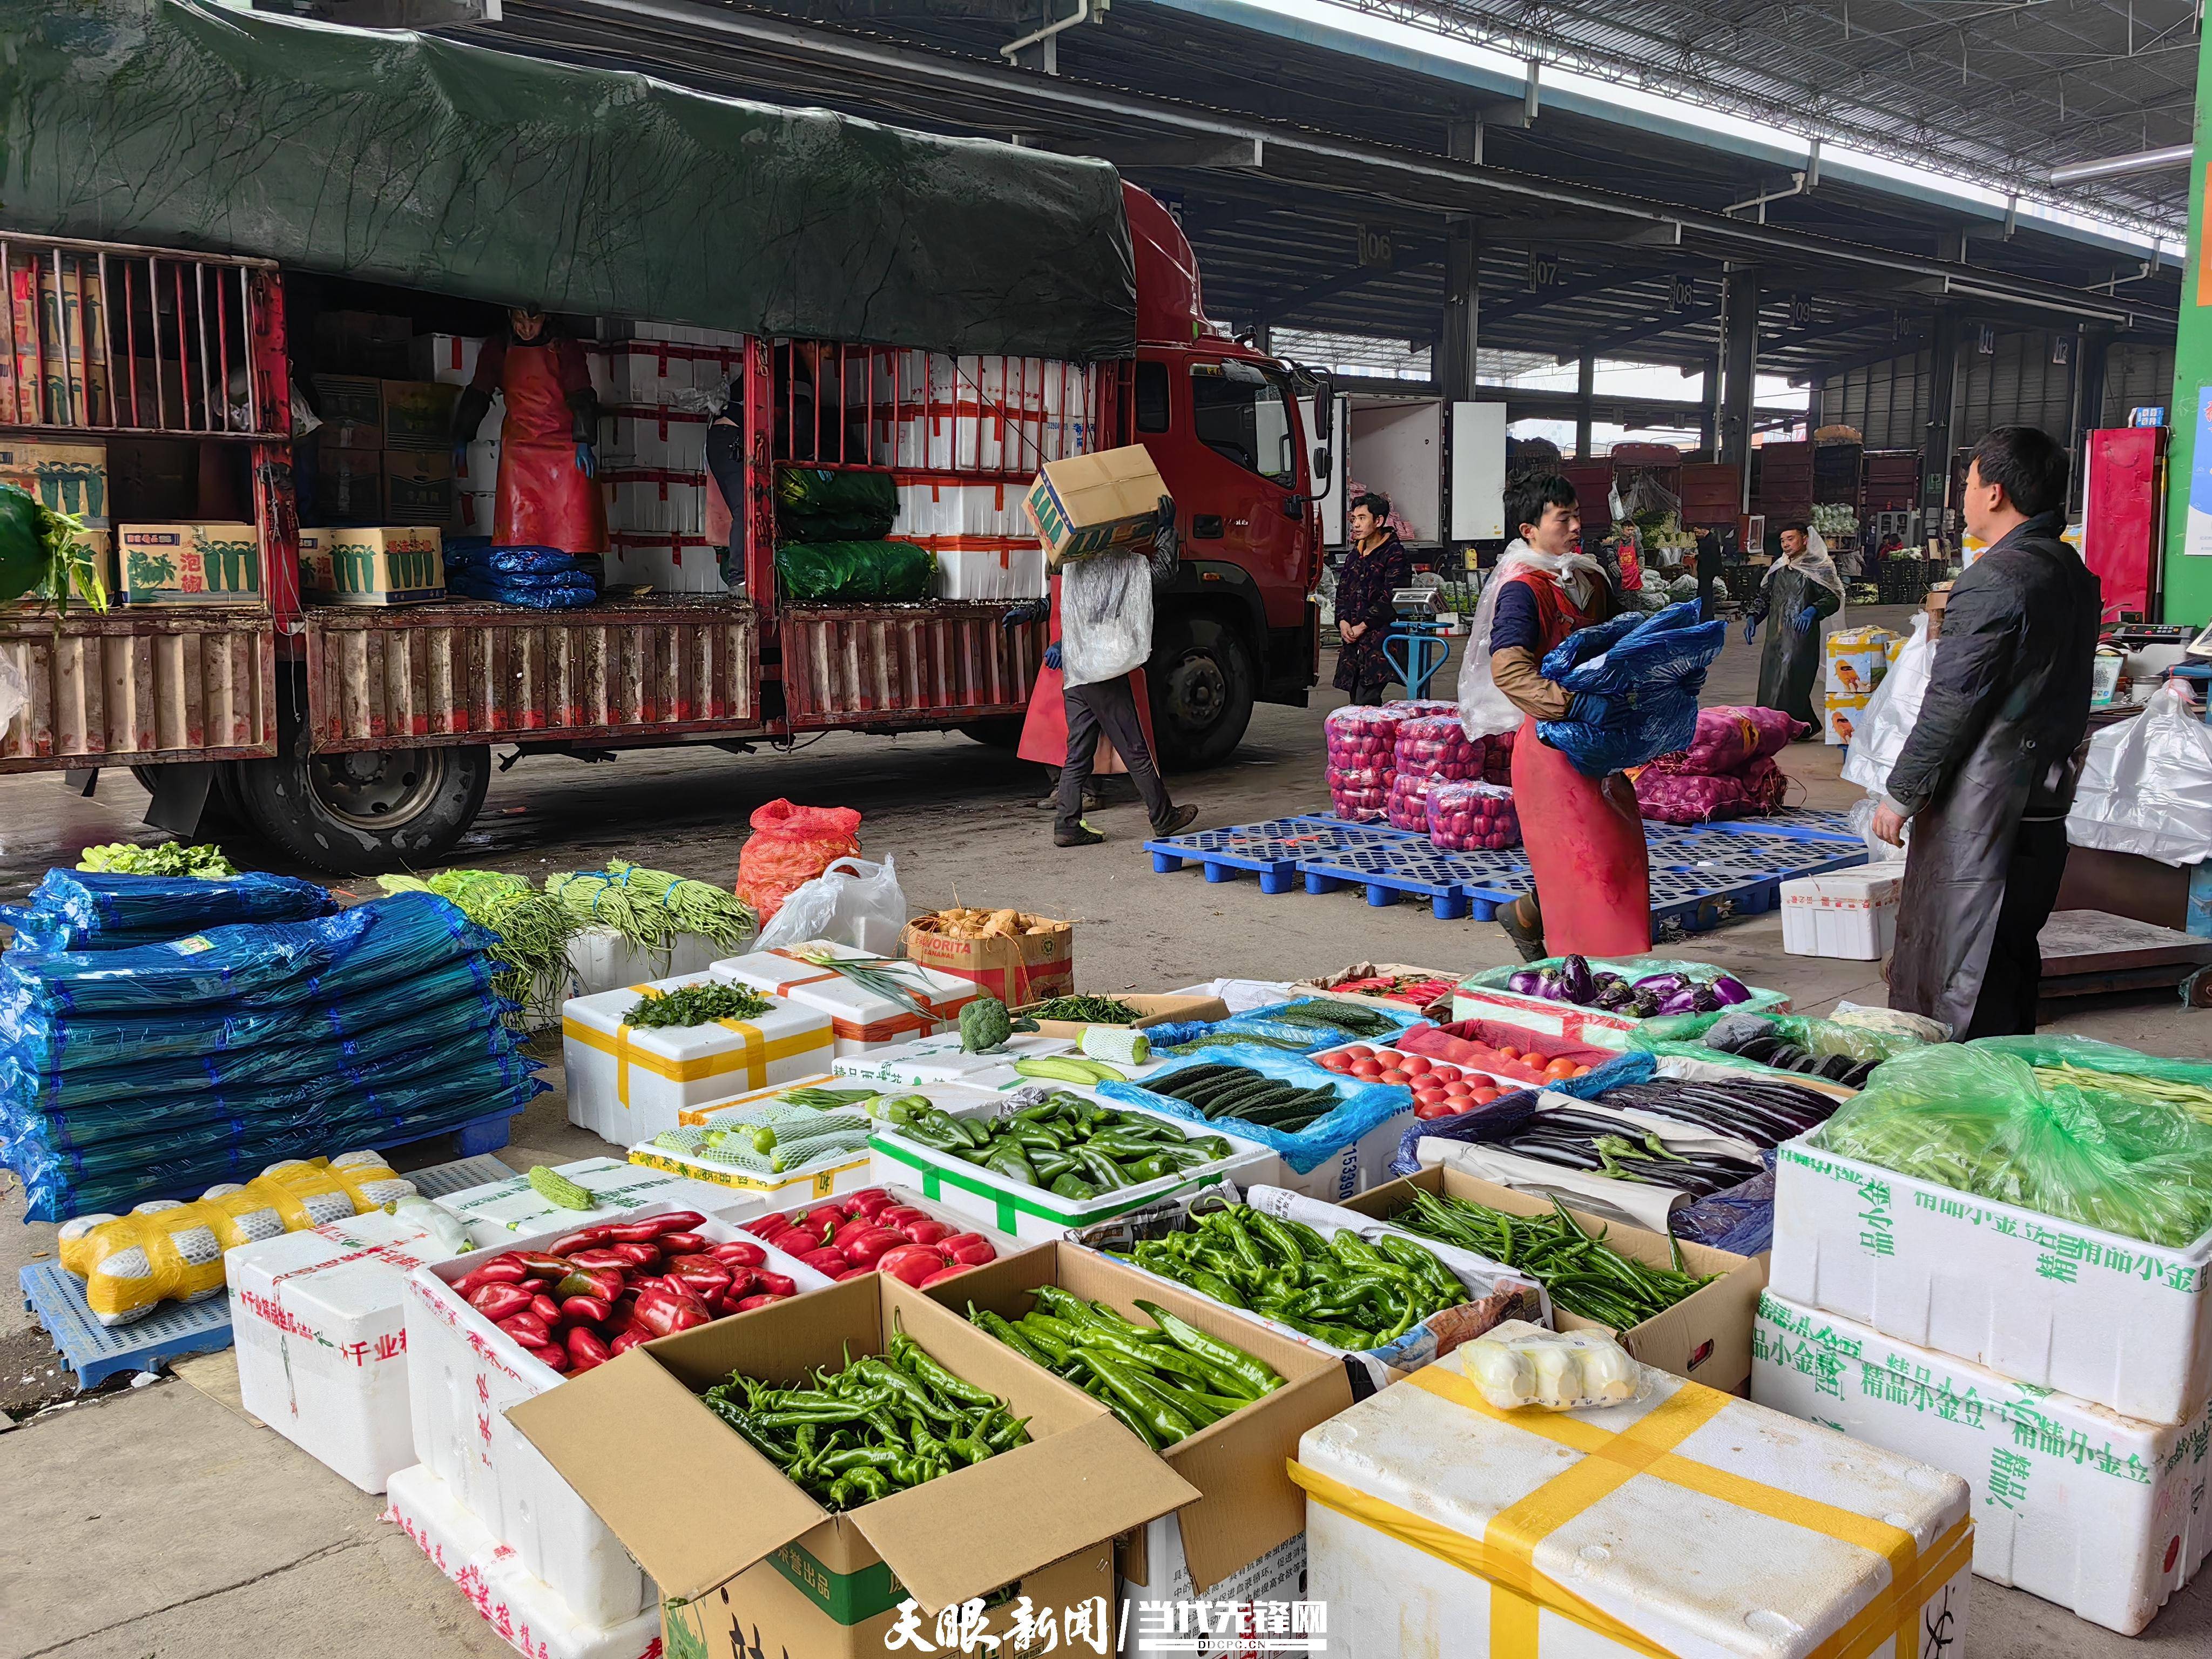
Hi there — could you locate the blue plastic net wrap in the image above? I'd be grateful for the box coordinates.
[1535,602,1728,777]
[0,991,507,1111]
[1098,1043,1414,1177]
[1144,997,1423,1058]
[1386,1053,1660,1177]
[0,906,175,953]
[28,868,334,944]
[0,953,500,1076]
[0,891,489,1014]
[447,567,598,609]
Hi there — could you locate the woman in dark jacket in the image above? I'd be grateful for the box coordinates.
[1333,492,1413,703]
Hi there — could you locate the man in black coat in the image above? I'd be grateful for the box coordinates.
[1870,426,2101,1037]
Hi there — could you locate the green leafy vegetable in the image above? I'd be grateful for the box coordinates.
[1021,995,1143,1024]
[78,841,237,877]
[624,981,773,1029]
[547,859,756,953]
[0,482,107,612]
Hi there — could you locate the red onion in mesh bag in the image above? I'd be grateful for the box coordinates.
[1426,780,1521,850]
[1393,714,1483,783]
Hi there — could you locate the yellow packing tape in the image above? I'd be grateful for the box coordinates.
[562,986,826,1108]
[1288,1365,1973,1659]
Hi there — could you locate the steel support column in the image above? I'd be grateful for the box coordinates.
[1718,268,1759,501]
[1574,353,1595,458]
[1440,119,1480,403]
[2073,325,2114,442]
[1921,306,1962,542]
[1698,355,1718,456]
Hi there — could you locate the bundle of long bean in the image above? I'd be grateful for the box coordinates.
[699,1323,1030,1510]
[378,870,580,1021]
[2034,1063,2212,1126]
[545,859,756,953]
[1387,1187,1715,1330]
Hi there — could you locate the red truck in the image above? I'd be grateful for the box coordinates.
[0,186,1327,871]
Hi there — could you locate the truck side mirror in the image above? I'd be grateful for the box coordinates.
[1312,446,1332,485]
[1312,388,1334,441]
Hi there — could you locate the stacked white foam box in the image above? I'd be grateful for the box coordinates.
[932,545,1048,602]
[1758,1136,2212,1634]
[1781,865,1906,960]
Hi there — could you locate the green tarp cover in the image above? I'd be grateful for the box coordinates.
[0,1,1138,361]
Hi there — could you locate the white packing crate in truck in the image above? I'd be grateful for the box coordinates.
[404,1205,832,1626]
[711,939,979,1055]
[386,1463,663,1659]
[1297,1358,1975,1659]
[930,543,1048,602]
[227,1207,465,1494]
[1782,866,1906,960]
[1771,1135,2212,1425]
[1754,1289,2212,1636]
[559,976,833,1148]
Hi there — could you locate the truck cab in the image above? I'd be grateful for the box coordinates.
[1124,186,1324,767]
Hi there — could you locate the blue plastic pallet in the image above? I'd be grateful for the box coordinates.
[1147,818,1408,894]
[1291,812,1422,837]
[22,1150,518,1392]
[1296,840,1521,921]
[1697,808,1863,844]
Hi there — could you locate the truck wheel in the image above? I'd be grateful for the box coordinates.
[1149,615,1254,770]
[959,717,1025,748]
[130,763,249,829]
[234,726,490,875]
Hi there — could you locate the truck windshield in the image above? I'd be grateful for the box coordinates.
[1191,361,1295,487]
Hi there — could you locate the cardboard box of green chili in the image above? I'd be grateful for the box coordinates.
[1015,992,1231,1040]
[933,1240,1355,1615]
[507,1273,1197,1659]
[1340,1165,1766,1393]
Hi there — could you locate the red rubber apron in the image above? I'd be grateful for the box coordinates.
[1505,573,1653,957]
[1016,572,1155,774]
[493,340,608,555]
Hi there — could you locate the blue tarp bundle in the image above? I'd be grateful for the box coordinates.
[1535,601,1727,777]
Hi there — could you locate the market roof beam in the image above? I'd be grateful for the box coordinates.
[1554,304,1722,365]
[1258,247,1447,325]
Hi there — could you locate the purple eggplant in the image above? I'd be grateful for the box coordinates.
[1633,973,1686,997]
[1558,955,1596,1004]
[1689,986,1723,1014]
[1535,967,1565,1000]
[1710,974,1752,1006]
[1656,987,1704,1016]
[1508,968,1541,996]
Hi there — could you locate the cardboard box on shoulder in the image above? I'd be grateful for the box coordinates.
[0,440,108,527]
[507,1274,1197,1659]
[383,451,456,527]
[308,526,444,606]
[1024,446,1169,565]
[116,523,262,605]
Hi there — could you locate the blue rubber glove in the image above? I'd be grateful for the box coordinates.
[1043,640,1062,671]
[574,441,597,479]
[451,441,469,472]
[1794,605,1818,638]
[1001,598,1049,630]
[1742,616,1759,644]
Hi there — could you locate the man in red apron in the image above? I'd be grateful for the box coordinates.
[1010,570,1158,807]
[452,308,607,568]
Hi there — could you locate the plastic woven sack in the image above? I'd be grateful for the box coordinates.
[0,891,486,1015]
[737,799,862,923]
[775,538,933,602]
[26,867,333,946]
[774,466,898,542]
[1815,1044,2212,1247]
[1099,1043,1413,1177]
[0,953,501,1076]
[1840,611,1934,796]
[1642,706,1807,775]
[2065,682,2212,867]
[1426,780,1519,851]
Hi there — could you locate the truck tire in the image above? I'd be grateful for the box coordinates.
[1148,613,1254,770]
[130,763,249,829]
[234,722,491,874]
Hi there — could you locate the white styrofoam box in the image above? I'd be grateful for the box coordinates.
[1301,1364,1974,1659]
[1246,1095,1415,1205]
[604,341,691,404]
[1118,1522,1305,1657]
[386,1464,662,1659]
[562,927,719,1000]
[829,1029,1078,1087]
[1452,975,1791,1049]
[664,542,729,594]
[405,1206,832,1624]
[458,437,500,488]
[1771,1135,2212,1426]
[411,333,484,387]
[895,478,1019,539]
[603,541,676,590]
[711,941,980,1056]
[1782,866,1905,960]
[867,1093,1271,1242]
[227,1208,466,1494]
[559,976,833,1148]
[433,1155,758,1245]
[932,544,1048,602]
[601,410,706,473]
[603,475,703,537]
[1754,1289,2212,1635]
[459,491,497,536]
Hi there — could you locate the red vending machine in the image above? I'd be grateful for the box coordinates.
[2081,426,2166,622]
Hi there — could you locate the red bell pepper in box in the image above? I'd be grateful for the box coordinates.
[710,1239,766,1270]
[529,1292,564,1325]
[536,1341,572,1373]
[900,1219,955,1247]
[834,1267,873,1282]
[801,1203,845,1235]
[514,1251,577,1279]
[838,1229,903,1269]
[498,1310,555,1347]
[608,1242,664,1267]
[567,1326,613,1372]
[877,1245,949,1289]
[468,1282,537,1323]
[560,1293,613,1326]
[456,1256,529,1293]
[609,1329,649,1357]
[743,1216,781,1238]
[556,1265,626,1304]
[655,1231,712,1256]
[799,1248,849,1276]
[752,1271,797,1298]
[734,1293,780,1310]
[633,1283,713,1338]
[876,1206,929,1231]
[547,1226,614,1256]
[917,1265,972,1288]
[940,1233,997,1267]
[605,1212,703,1244]
[842,1188,894,1218]
[564,1246,633,1272]
[605,1292,638,1333]
[666,1259,737,1303]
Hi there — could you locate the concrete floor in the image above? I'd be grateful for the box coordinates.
[3,607,2210,1655]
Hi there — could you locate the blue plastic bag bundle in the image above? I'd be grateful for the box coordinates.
[446,568,598,609]
[1672,1161,1776,1256]
[0,906,176,954]
[1386,1053,1660,1176]
[1,891,489,1015]
[1145,998,1424,1058]
[1099,1043,1413,1178]
[26,868,334,946]
[447,543,584,577]
[1535,601,1728,777]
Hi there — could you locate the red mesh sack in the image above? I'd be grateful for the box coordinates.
[736,799,863,922]
[1647,706,1809,775]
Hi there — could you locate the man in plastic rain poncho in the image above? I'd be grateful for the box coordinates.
[1743,520,1843,729]
[1008,497,1199,849]
[1870,426,2100,1038]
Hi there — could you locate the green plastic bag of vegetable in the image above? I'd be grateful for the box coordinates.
[1972,1035,2212,1128]
[1629,1010,1914,1067]
[775,538,933,602]
[1815,1044,2212,1247]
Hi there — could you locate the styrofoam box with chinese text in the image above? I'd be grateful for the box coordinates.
[562,927,719,1001]
[828,1028,1080,1087]
[386,1463,661,1659]
[602,342,692,404]
[404,1204,833,1625]
[561,976,833,1148]
[1754,1288,2212,1635]
[432,1154,759,1246]
[1117,1522,1306,1659]
[1781,866,1905,960]
[1771,1135,2212,1426]
[227,1207,466,1494]
[711,940,980,1056]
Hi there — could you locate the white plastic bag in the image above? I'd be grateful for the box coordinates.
[1847,792,1907,858]
[2066,681,2212,867]
[1460,1319,1647,1412]
[1840,611,1935,795]
[752,856,908,956]
[0,650,27,737]
[1059,551,1151,689]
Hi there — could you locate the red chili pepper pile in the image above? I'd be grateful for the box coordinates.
[449,1210,800,1375]
[745,1187,999,1290]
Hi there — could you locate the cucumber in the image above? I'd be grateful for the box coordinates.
[527,1165,594,1210]
[1181,1069,1261,1108]
[1158,1065,1234,1101]
[1204,1080,1290,1118]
